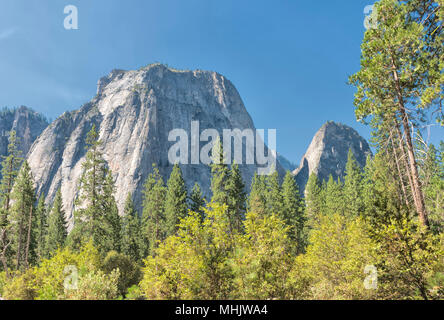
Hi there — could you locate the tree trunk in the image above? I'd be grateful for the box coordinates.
[391,60,429,227]
[25,206,33,269]
[0,228,11,279]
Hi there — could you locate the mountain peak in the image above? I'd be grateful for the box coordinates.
[293,121,371,192]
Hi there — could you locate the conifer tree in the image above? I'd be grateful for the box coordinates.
[226,162,246,233]
[141,164,167,256]
[189,182,206,222]
[266,169,284,218]
[46,189,67,255]
[247,173,268,217]
[324,175,344,216]
[0,130,22,273]
[35,194,48,261]
[349,0,443,227]
[71,125,120,254]
[304,173,323,229]
[164,164,188,237]
[210,139,230,206]
[10,161,36,270]
[281,171,305,253]
[343,149,364,218]
[121,193,142,262]
[0,130,23,225]
[101,171,121,253]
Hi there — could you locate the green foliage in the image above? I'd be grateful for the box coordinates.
[164,164,188,237]
[121,194,143,262]
[301,214,378,300]
[189,182,205,221]
[65,269,120,300]
[9,161,36,270]
[141,164,167,256]
[102,251,142,297]
[46,190,67,255]
[247,172,268,217]
[343,149,364,218]
[140,203,236,300]
[304,173,323,230]
[34,195,48,262]
[324,175,344,216]
[372,218,444,300]
[281,171,305,253]
[226,162,247,233]
[265,169,284,218]
[70,125,120,255]
[210,139,230,206]
[2,242,101,300]
[232,212,293,299]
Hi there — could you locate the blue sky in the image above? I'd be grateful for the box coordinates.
[0,0,442,163]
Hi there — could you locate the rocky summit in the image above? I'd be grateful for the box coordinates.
[0,106,48,162]
[293,121,372,192]
[26,64,285,223]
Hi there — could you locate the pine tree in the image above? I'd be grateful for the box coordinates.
[46,189,67,255]
[420,143,444,233]
[304,173,323,229]
[10,161,36,270]
[0,130,23,225]
[189,182,206,222]
[343,149,364,218]
[35,194,48,261]
[141,164,167,256]
[281,171,305,253]
[121,193,142,262]
[164,164,188,237]
[71,124,120,255]
[349,0,443,227]
[247,173,268,217]
[226,162,246,233]
[101,171,121,253]
[0,130,22,274]
[265,169,283,218]
[324,175,344,216]
[210,139,230,206]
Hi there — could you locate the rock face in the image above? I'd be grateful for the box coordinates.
[27,64,284,222]
[0,106,48,160]
[293,121,372,192]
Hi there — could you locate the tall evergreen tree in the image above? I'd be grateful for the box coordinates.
[35,194,48,261]
[0,130,23,225]
[141,164,167,256]
[10,161,36,270]
[266,169,284,218]
[164,164,188,237]
[226,162,247,233]
[189,182,206,222]
[324,175,344,216]
[304,173,323,229]
[46,189,67,255]
[101,171,121,253]
[343,149,364,218]
[247,172,268,217]
[121,193,142,262]
[71,124,120,254]
[210,139,230,206]
[281,171,305,254]
[0,130,22,274]
[349,0,443,227]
